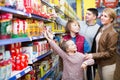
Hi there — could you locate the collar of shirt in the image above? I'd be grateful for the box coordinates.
[86,21,97,26]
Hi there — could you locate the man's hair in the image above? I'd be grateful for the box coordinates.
[87,8,98,17]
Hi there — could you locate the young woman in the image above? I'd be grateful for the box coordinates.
[44,30,94,80]
[85,8,118,80]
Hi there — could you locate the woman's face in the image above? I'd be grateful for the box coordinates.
[69,22,80,33]
[100,12,113,25]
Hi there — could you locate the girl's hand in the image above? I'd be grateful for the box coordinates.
[43,30,54,42]
[46,30,54,40]
[43,30,49,40]
[81,62,87,70]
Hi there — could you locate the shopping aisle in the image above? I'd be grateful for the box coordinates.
[0,0,120,80]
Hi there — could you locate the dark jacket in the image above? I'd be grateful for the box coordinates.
[91,26,102,53]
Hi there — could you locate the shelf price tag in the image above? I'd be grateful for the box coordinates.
[40,36,44,38]
[33,58,37,62]
[32,37,37,40]
[16,11,24,15]
[16,74,21,79]
[29,37,32,41]
[28,14,32,17]
[25,68,31,73]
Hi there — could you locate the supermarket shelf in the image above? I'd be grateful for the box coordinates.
[54,6,64,14]
[54,6,72,19]
[31,14,51,21]
[0,6,51,21]
[32,51,52,63]
[56,71,62,80]
[31,36,45,40]
[0,35,46,46]
[0,37,30,46]
[54,6,79,20]
[40,62,58,80]
[9,66,33,80]
[41,0,54,8]
[0,6,29,17]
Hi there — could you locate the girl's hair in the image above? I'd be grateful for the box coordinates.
[65,20,80,33]
[60,40,70,52]
[103,8,117,23]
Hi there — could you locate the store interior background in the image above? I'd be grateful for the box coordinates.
[0,0,120,80]
[67,0,120,32]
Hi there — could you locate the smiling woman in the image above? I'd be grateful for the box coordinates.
[100,8,117,25]
[85,8,118,80]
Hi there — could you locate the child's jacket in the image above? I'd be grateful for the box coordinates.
[63,33,90,53]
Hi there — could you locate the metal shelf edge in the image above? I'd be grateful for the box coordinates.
[0,37,30,46]
[9,66,33,80]
[32,51,52,63]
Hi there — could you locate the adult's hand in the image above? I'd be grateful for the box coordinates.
[85,54,93,59]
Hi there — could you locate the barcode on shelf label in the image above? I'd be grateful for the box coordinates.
[25,68,30,73]
[16,11,24,15]
[33,58,37,62]
[29,37,32,41]
[16,74,21,78]
[28,14,32,17]
[40,36,44,38]
[33,37,37,39]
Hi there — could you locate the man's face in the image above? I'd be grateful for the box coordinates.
[85,11,96,22]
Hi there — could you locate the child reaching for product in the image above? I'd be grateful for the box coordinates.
[43,30,94,80]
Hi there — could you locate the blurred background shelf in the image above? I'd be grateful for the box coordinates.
[9,66,33,80]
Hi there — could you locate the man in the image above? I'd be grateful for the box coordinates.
[56,8,100,80]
